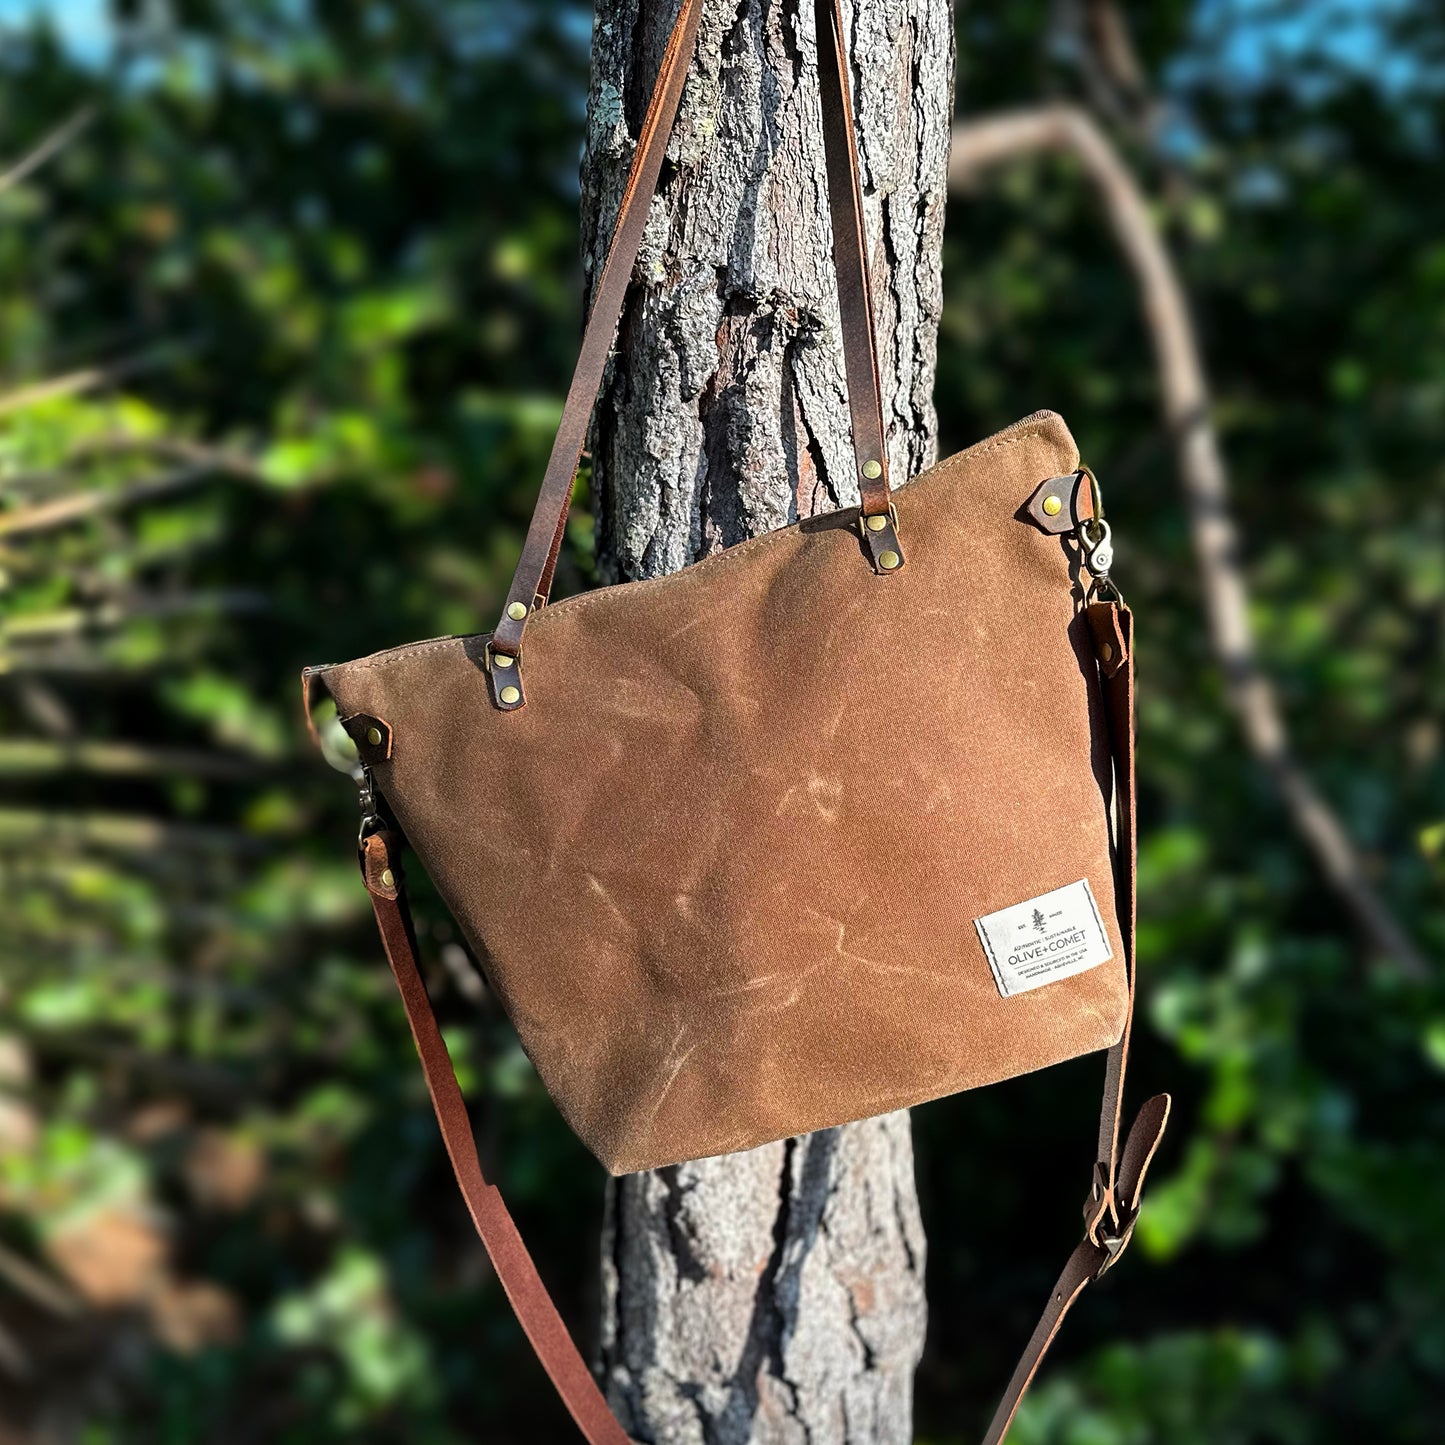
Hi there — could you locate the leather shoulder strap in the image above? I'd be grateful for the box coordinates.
[354,599,1167,1444]
[490,0,894,663]
[814,0,891,512]
[360,834,633,1445]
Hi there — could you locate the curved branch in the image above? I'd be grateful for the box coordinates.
[949,104,1427,978]
[0,106,95,197]
[0,464,215,538]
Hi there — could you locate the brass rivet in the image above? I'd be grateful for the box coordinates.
[365,726,382,746]
[380,868,394,888]
[865,514,889,532]
[1042,494,1063,517]
[879,549,901,571]
[861,459,883,480]
[500,685,521,705]
[493,652,514,668]
[506,601,528,621]
[1100,642,1114,662]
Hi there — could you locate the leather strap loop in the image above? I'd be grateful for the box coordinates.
[814,0,890,515]
[491,0,894,661]
[490,0,706,662]
[354,600,1163,1443]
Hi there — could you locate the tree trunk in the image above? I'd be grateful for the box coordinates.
[581,0,953,1438]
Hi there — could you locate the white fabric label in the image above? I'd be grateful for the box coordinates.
[973,879,1113,998]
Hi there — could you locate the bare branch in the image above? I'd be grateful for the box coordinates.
[0,1242,83,1321]
[70,435,264,481]
[14,679,78,739]
[0,738,264,781]
[0,809,264,855]
[1082,0,1158,130]
[0,1319,32,1380]
[0,363,118,417]
[23,1035,244,1100]
[0,464,216,539]
[0,106,96,198]
[3,590,269,640]
[0,340,195,419]
[950,105,1428,977]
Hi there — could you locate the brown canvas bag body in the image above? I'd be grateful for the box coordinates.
[304,1,1170,1439]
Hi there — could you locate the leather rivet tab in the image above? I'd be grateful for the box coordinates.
[500,685,521,705]
[1028,472,1090,534]
[494,653,515,668]
[507,601,529,621]
[859,505,905,574]
[1099,641,1114,662]
[380,868,394,888]
[343,713,392,760]
[861,459,882,480]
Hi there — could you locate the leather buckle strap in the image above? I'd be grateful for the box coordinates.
[981,604,1170,1443]
[1090,1100,1170,1283]
[977,1088,1169,1443]
[1094,1219,1135,1280]
[1083,1178,1135,1279]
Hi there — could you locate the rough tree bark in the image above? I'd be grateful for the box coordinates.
[577,0,954,1439]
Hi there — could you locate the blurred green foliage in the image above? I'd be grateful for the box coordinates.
[0,2,1440,1442]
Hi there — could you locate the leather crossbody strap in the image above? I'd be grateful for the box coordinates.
[980,602,1170,1445]
[490,0,896,664]
[356,599,1168,1445]
[360,839,632,1445]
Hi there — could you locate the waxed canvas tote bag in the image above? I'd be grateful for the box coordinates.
[303,0,1171,1439]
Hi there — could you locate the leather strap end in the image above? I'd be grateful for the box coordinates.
[1026,469,1095,534]
[361,831,401,900]
[859,507,905,574]
[1116,1092,1171,1214]
[858,464,892,517]
[1085,601,1130,675]
[492,605,527,657]
[485,643,527,712]
[341,713,393,765]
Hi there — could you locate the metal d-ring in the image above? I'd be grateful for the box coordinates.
[1078,464,1103,525]
[1074,465,1113,578]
